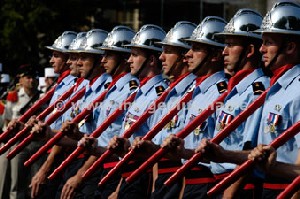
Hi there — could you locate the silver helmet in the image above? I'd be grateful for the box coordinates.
[66,32,87,53]
[216,9,262,39]
[99,26,135,53]
[46,31,77,52]
[156,21,197,49]
[184,16,227,47]
[75,29,108,54]
[258,1,300,35]
[125,24,166,52]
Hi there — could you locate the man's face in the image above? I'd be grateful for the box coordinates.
[223,36,245,74]
[67,53,80,76]
[185,42,209,72]
[101,51,120,74]
[159,45,183,76]
[127,47,148,76]
[19,75,37,90]
[260,33,285,70]
[77,53,96,78]
[49,51,67,74]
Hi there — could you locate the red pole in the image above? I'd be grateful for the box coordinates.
[5,78,84,158]
[207,120,300,197]
[47,92,138,180]
[0,87,86,156]
[0,70,70,142]
[0,87,55,143]
[24,74,125,167]
[81,84,173,180]
[277,175,300,199]
[164,90,268,186]
[82,74,192,179]
[125,92,226,184]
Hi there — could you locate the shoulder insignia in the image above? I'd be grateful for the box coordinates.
[104,82,111,89]
[216,81,227,94]
[6,91,18,102]
[155,86,165,96]
[129,80,139,90]
[252,82,265,95]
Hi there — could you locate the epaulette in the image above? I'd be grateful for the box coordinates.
[252,82,265,95]
[216,81,227,94]
[155,86,165,96]
[0,100,5,115]
[129,80,139,90]
[104,82,111,89]
[6,91,18,102]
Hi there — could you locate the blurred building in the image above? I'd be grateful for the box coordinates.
[93,0,272,31]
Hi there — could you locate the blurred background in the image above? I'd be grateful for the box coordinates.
[0,0,294,76]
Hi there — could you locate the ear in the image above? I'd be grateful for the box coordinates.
[246,44,255,58]
[211,49,222,62]
[148,55,156,66]
[285,41,296,55]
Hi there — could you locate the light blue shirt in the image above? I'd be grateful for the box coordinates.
[121,75,168,142]
[63,73,112,134]
[95,73,139,147]
[152,73,197,145]
[47,74,77,130]
[258,65,300,164]
[211,68,270,174]
[184,71,228,150]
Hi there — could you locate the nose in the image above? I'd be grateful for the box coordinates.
[222,46,229,56]
[259,44,265,54]
[159,52,165,62]
[184,49,193,60]
[127,55,133,63]
[49,56,54,64]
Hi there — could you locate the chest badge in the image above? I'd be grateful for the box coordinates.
[275,104,282,112]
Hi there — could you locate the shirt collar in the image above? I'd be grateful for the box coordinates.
[90,73,112,92]
[140,75,164,95]
[276,64,300,89]
[235,68,265,94]
[61,74,76,86]
[114,73,136,91]
[199,71,226,93]
[173,73,196,94]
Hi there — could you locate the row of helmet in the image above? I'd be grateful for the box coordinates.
[46,1,300,54]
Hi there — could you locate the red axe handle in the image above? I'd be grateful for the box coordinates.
[6,80,85,159]
[125,92,226,184]
[48,146,85,180]
[208,120,300,197]
[0,87,56,143]
[277,175,300,199]
[165,90,268,186]
[47,92,137,180]
[83,87,173,180]
[2,87,86,156]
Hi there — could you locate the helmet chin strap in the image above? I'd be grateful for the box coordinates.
[233,44,248,74]
[111,55,126,77]
[135,57,149,78]
[264,40,287,75]
[167,53,186,78]
[85,55,100,80]
[192,48,212,75]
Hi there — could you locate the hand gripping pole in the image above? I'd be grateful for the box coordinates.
[165,89,268,187]
[47,91,137,180]
[207,120,300,197]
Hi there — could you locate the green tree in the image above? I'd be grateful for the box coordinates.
[0,0,101,76]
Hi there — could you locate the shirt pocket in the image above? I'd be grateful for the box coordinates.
[275,118,294,151]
